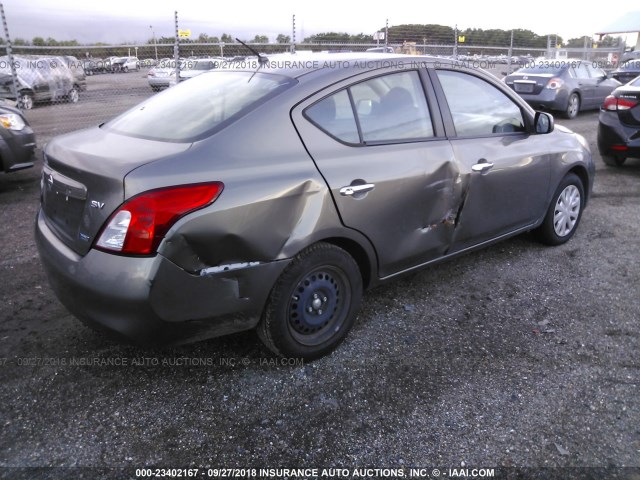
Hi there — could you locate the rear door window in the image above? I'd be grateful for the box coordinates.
[305,70,434,145]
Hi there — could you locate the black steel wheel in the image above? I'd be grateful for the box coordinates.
[258,243,362,360]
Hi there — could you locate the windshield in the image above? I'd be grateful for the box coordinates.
[104,71,295,142]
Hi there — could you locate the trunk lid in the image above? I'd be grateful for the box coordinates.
[41,126,192,255]
[505,73,554,95]
[615,85,640,127]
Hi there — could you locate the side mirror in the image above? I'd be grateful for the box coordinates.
[534,111,554,134]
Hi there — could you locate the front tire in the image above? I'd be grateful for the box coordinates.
[258,243,363,360]
[67,87,79,104]
[535,173,584,245]
[19,92,34,110]
[564,93,580,119]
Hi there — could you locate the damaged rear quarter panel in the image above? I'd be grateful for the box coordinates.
[123,92,364,274]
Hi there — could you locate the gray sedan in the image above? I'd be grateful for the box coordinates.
[36,54,595,360]
[504,61,620,119]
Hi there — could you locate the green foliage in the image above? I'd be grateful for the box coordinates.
[252,35,269,43]
[276,34,290,44]
[386,24,454,44]
[303,32,374,43]
[598,35,622,47]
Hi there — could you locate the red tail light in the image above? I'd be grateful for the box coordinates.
[95,182,224,255]
[603,95,639,111]
[545,77,564,90]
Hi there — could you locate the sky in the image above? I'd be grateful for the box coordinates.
[3,0,639,45]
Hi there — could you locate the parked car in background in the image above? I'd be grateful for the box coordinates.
[58,55,87,91]
[147,58,185,91]
[0,103,35,173]
[366,46,395,53]
[0,55,81,110]
[504,61,620,119]
[36,54,594,360]
[140,58,157,68]
[610,59,640,85]
[102,56,120,73]
[621,50,640,63]
[81,58,102,75]
[112,56,140,73]
[597,76,640,166]
[179,58,222,80]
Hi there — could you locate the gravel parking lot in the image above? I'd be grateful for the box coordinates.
[1,70,639,479]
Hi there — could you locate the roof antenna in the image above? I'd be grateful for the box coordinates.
[235,38,268,82]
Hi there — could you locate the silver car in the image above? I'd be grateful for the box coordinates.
[179,58,222,80]
[147,58,184,91]
[36,54,595,359]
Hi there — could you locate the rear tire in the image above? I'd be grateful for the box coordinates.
[535,173,585,246]
[258,243,362,360]
[602,155,626,167]
[564,93,580,119]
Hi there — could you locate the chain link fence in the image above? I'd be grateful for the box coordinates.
[1,28,627,142]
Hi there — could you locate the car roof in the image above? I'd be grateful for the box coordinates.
[220,52,457,79]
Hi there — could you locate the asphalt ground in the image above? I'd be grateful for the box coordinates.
[0,70,639,480]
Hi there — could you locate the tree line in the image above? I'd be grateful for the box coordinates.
[2,24,622,49]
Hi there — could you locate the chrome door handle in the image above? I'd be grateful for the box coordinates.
[339,183,375,196]
[472,162,494,173]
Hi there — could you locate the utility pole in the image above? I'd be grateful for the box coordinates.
[150,25,158,61]
[507,30,513,74]
[174,11,180,83]
[291,14,296,54]
[385,18,388,48]
[454,25,458,59]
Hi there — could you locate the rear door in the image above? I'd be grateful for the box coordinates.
[573,63,595,108]
[430,68,551,252]
[588,64,617,106]
[292,69,463,277]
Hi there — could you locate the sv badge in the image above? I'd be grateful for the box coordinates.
[90,200,105,209]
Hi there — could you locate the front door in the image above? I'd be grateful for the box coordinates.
[293,69,463,277]
[431,69,551,252]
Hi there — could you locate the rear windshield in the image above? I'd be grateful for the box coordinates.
[516,64,564,75]
[104,71,295,142]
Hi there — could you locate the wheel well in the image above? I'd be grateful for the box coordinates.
[322,237,374,289]
[568,166,590,202]
[569,90,581,105]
